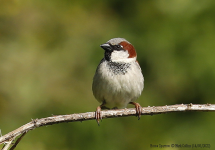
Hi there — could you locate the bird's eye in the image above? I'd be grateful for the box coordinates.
[116,45,123,50]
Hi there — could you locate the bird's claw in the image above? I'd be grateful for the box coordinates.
[130,102,142,120]
[95,106,102,126]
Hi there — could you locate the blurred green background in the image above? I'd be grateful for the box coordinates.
[1,0,215,149]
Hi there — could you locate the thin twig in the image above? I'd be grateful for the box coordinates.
[9,132,27,150]
[0,104,214,147]
[1,138,14,150]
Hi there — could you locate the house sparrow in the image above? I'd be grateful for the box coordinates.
[92,38,144,125]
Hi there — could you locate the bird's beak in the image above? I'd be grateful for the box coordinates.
[100,43,112,52]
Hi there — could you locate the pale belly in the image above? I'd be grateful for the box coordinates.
[92,61,144,109]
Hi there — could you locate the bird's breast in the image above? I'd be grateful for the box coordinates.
[92,60,144,108]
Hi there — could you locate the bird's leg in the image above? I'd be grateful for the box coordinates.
[95,101,106,125]
[129,102,142,120]
[95,106,101,125]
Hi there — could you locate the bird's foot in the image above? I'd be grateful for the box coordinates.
[129,102,142,120]
[95,106,102,126]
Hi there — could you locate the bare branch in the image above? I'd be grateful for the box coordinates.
[0,103,215,148]
[9,132,27,150]
[1,138,14,150]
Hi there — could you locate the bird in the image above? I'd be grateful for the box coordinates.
[92,38,144,125]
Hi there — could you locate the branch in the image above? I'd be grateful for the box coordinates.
[0,103,215,149]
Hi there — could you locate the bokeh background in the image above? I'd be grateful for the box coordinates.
[1,0,215,149]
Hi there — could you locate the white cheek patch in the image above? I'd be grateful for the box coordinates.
[111,50,129,61]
